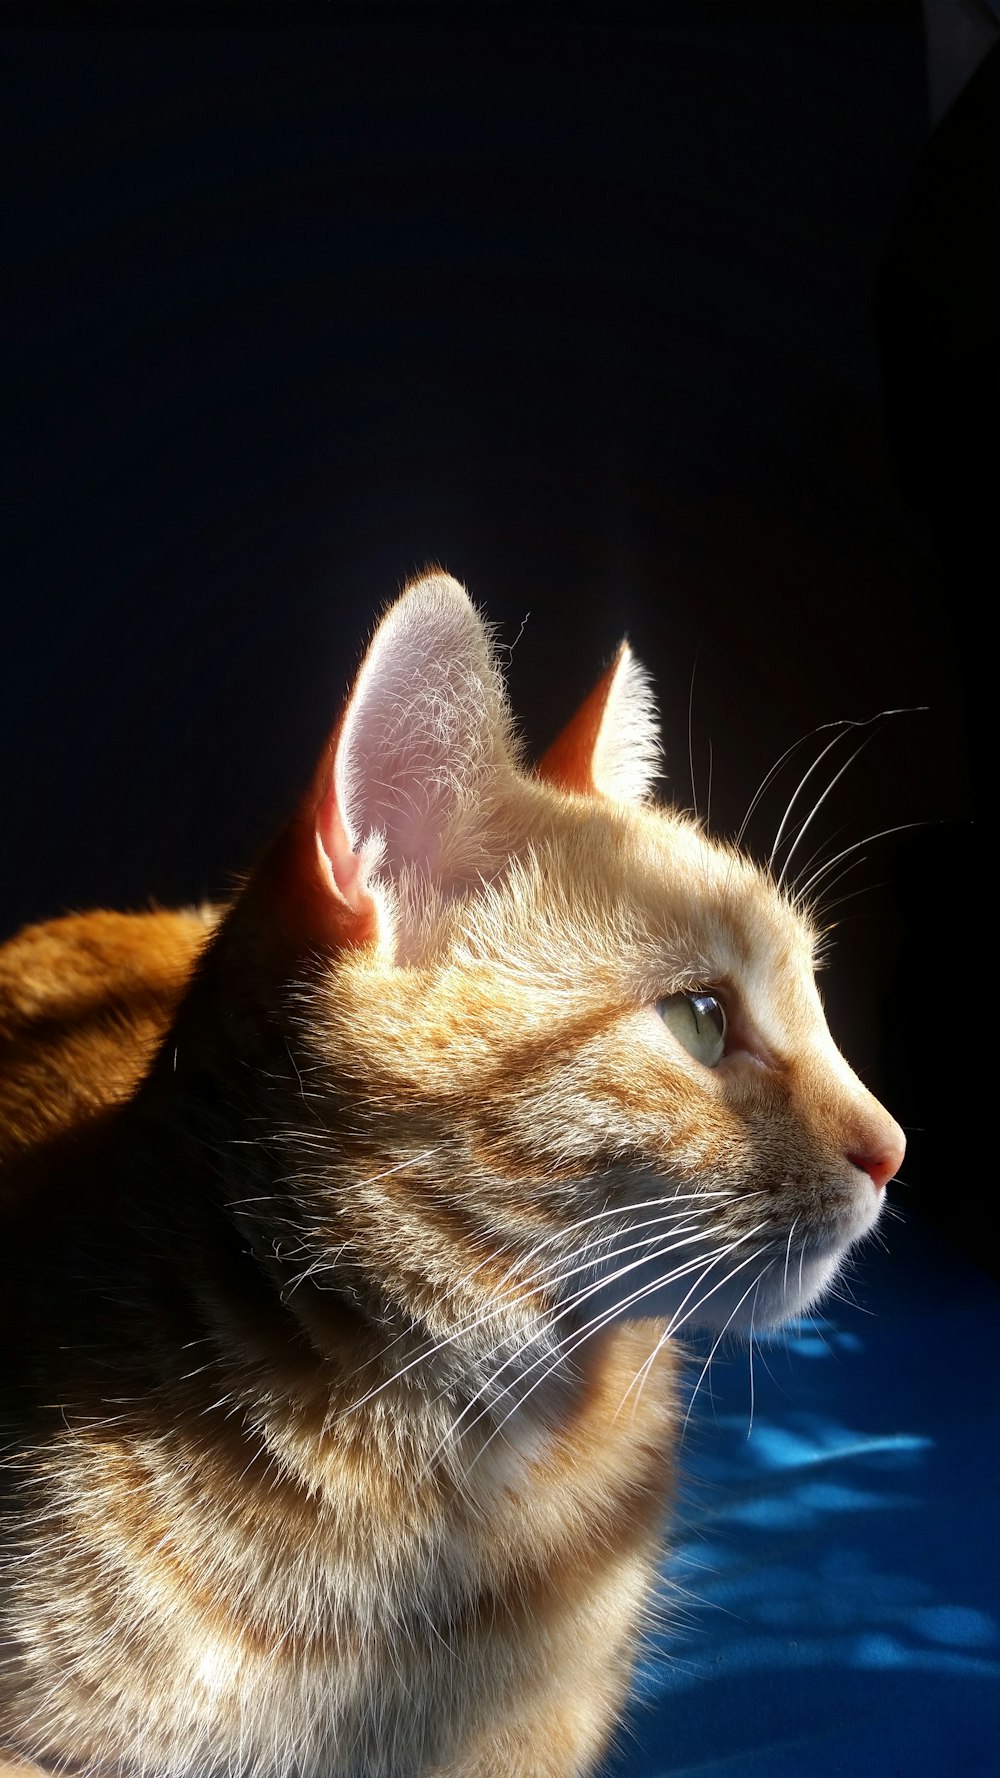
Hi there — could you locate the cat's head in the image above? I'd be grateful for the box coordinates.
[238,571,903,1356]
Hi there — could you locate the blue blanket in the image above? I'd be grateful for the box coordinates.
[613,1213,1000,1776]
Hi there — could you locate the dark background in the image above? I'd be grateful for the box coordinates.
[0,3,990,1257]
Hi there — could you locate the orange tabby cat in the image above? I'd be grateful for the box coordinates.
[0,572,903,1778]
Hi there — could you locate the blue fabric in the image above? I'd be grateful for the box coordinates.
[611,1213,1000,1776]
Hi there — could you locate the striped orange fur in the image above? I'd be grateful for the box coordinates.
[0,572,903,1777]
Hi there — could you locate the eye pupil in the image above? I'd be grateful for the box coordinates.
[655,992,727,1067]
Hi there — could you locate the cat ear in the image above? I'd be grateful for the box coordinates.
[537,642,661,802]
[312,572,515,929]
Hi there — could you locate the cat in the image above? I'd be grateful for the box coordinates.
[0,570,904,1778]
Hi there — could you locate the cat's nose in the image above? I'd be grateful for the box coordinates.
[847,1123,906,1192]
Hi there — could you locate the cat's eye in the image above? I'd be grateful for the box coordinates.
[655,992,727,1067]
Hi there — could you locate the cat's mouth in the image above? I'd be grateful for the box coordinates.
[557,1168,884,1339]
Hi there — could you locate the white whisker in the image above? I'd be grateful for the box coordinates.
[746,1274,763,1437]
[782,1216,800,1302]
[620,1239,774,1417]
[793,822,924,905]
[777,733,877,889]
[681,1264,775,1436]
[343,1191,742,1417]
[769,707,923,875]
[736,718,853,850]
[423,1222,748,1463]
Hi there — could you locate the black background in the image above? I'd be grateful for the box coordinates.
[0,4,987,1257]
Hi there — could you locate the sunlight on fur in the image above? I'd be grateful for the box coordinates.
[0,572,904,1778]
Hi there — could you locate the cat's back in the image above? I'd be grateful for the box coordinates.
[0,907,216,1191]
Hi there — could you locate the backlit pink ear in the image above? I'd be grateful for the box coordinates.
[239,573,517,965]
[538,642,661,803]
[309,571,517,947]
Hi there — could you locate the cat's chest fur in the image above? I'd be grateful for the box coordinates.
[0,572,903,1778]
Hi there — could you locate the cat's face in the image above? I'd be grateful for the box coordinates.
[256,572,903,1378]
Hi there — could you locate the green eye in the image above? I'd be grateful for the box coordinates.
[656,992,727,1067]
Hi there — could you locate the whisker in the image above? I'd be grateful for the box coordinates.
[620,1240,774,1415]
[769,707,924,876]
[427,1188,737,1327]
[769,723,864,872]
[782,817,853,899]
[681,1264,775,1436]
[736,717,862,851]
[458,1244,743,1472]
[777,733,878,889]
[746,1274,763,1437]
[344,1192,742,1416]
[427,1222,747,1455]
[687,646,701,819]
[430,1223,771,1474]
[793,822,925,905]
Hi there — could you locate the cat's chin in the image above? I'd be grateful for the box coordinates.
[724,1247,849,1333]
[571,1204,881,1339]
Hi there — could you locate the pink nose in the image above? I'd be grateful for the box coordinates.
[847,1136,905,1192]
